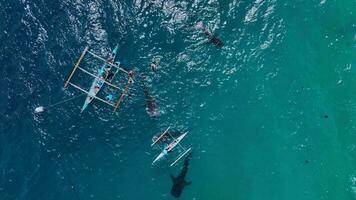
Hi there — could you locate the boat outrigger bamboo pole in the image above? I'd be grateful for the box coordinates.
[170,148,192,167]
[64,47,89,88]
[151,127,171,147]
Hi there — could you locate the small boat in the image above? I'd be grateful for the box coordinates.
[151,127,192,166]
[81,45,119,112]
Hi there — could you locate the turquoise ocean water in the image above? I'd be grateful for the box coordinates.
[0,0,356,199]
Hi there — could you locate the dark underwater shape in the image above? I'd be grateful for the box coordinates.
[170,153,192,198]
[195,23,224,48]
[140,73,159,118]
[205,31,224,48]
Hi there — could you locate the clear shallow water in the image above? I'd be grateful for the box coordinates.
[0,0,355,199]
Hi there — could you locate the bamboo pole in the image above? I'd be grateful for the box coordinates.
[64,47,88,88]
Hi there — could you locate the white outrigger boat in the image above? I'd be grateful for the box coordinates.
[151,127,192,167]
[64,46,134,112]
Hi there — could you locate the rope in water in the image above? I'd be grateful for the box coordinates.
[35,94,84,113]
[46,94,84,108]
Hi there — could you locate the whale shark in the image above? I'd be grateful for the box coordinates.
[170,153,192,198]
[140,73,159,117]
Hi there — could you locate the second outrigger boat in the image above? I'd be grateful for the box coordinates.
[151,126,192,167]
[64,45,134,113]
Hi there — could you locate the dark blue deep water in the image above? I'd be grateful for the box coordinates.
[1,0,356,199]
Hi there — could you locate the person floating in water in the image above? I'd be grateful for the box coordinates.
[195,22,224,48]
[150,61,158,72]
[149,58,160,72]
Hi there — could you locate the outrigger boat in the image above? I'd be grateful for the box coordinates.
[81,45,119,112]
[151,127,192,167]
[64,46,134,112]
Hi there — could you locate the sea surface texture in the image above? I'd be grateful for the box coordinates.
[0,0,356,199]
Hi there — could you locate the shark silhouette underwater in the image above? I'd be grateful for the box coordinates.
[139,73,159,118]
[170,153,192,198]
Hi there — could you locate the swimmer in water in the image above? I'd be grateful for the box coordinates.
[149,58,160,72]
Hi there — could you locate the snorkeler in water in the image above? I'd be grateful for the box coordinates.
[150,61,158,71]
[149,58,160,72]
